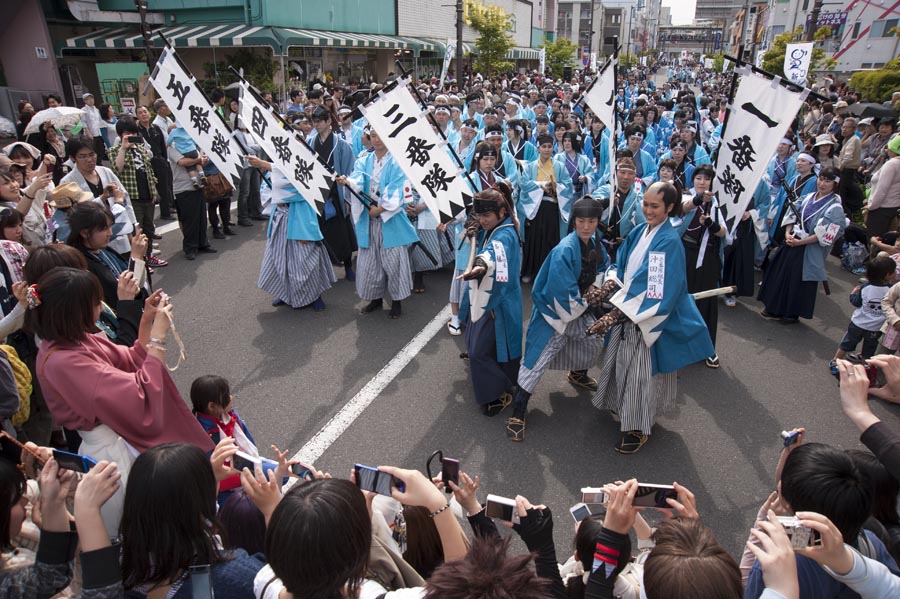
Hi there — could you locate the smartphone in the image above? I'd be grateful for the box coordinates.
[581,487,609,505]
[232,451,277,476]
[441,457,460,491]
[127,135,142,144]
[484,493,520,524]
[189,564,214,599]
[781,430,801,447]
[353,464,405,496]
[290,462,313,479]
[864,364,879,387]
[52,449,98,474]
[632,483,678,509]
[570,502,592,523]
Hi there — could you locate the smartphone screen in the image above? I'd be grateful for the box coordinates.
[570,502,592,523]
[231,452,257,473]
[632,484,678,508]
[290,462,312,479]
[441,458,460,489]
[581,487,609,505]
[354,464,404,496]
[52,449,97,474]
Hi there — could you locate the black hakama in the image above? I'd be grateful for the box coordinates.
[757,244,818,319]
[522,200,561,279]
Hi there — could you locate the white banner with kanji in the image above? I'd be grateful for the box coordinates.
[717,67,808,234]
[582,55,618,192]
[539,47,546,74]
[784,42,813,85]
[238,81,332,215]
[439,39,456,90]
[148,46,244,186]
[359,78,470,223]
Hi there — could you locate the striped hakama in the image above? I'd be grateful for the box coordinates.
[258,206,336,307]
[592,321,677,435]
[449,270,466,305]
[517,313,604,394]
[357,217,412,301]
[410,229,444,272]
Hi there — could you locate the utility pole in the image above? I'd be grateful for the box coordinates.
[805,0,824,41]
[135,0,154,71]
[456,0,465,83]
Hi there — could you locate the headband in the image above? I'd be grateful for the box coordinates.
[780,137,793,146]
[484,130,503,138]
[797,152,816,164]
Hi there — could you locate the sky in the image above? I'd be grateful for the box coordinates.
[662,0,697,25]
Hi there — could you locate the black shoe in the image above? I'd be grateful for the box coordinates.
[224,227,237,236]
[160,214,176,221]
[238,220,254,227]
[185,251,197,261]
[360,299,383,314]
[250,215,268,221]
[389,300,402,319]
[212,229,226,239]
[150,233,163,240]
[198,246,217,254]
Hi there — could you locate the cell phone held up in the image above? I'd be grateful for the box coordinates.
[484,494,520,524]
[354,464,405,496]
[777,516,823,549]
[570,502,592,523]
[632,483,678,509]
[52,449,98,474]
[441,457,460,492]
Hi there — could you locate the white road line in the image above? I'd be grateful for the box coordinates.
[154,201,240,236]
[291,304,452,469]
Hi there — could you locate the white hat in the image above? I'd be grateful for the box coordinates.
[859,117,874,126]
[81,92,93,100]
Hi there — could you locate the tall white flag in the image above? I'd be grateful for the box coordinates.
[359,78,471,222]
[783,42,814,85]
[238,81,333,215]
[581,55,618,192]
[716,67,808,234]
[439,39,457,90]
[539,47,546,74]
[148,46,244,185]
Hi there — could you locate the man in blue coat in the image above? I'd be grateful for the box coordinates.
[507,197,609,441]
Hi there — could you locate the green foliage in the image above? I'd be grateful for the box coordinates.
[468,7,514,75]
[761,26,835,84]
[711,53,725,73]
[619,53,638,68]
[201,48,277,95]
[539,37,579,78]
[850,58,900,102]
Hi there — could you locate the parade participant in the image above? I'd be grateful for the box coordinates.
[336,106,364,157]
[723,180,769,307]
[765,138,797,208]
[463,93,484,129]
[620,124,657,190]
[519,134,573,282]
[758,167,846,322]
[433,106,460,146]
[659,139,695,191]
[679,165,727,368]
[768,152,817,243]
[337,128,416,319]
[556,131,594,202]
[250,155,334,312]
[507,196,609,441]
[505,119,536,162]
[482,125,517,184]
[136,105,175,221]
[309,105,357,282]
[454,118,479,170]
[592,157,646,262]
[589,181,714,454]
[458,183,522,416]
[679,122,712,166]
[583,116,611,186]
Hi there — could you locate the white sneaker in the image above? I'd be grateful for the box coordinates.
[151,249,161,256]
[447,321,462,336]
[724,295,736,307]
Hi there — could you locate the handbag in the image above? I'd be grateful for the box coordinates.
[203,172,233,202]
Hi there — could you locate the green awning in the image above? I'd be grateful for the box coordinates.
[62,24,284,53]
[277,28,439,52]
[422,41,538,59]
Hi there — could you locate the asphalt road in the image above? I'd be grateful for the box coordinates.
[153,212,900,561]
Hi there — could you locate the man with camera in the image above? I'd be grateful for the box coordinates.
[108,118,159,248]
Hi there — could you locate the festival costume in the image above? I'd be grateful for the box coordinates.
[257,169,336,308]
[519,158,573,278]
[592,183,646,262]
[583,129,612,186]
[312,132,358,270]
[554,151,595,200]
[592,219,714,437]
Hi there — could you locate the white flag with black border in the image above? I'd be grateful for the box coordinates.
[359,78,471,223]
[148,46,244,186]
[582,55,618,193]
[716,67,808,235]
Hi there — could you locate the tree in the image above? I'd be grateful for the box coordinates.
[540,37,579,78]
[467,6,514,75]
[761,26,836,84]
[850,57,900,102]
[202,48,277,95]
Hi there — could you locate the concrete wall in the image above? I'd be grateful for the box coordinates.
[398,0,534,47]
[0,0,63,95]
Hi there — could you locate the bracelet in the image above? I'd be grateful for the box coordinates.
[149,337,166,344]
[22,191,34,200]
[428,502,452,518]
[146,343,167,352]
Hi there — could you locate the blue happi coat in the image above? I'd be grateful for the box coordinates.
[554,151,595,198]
[610,220,714,374]
[348,152,418,249]
[459,218,523,362]
[592,184,646,239]
[519,158,574,239]
[767,171,817,238]
[583,129,612,186]
[266,169,324,241]
[523,231,609,368]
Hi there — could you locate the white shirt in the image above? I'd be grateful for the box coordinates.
[81,104,102,136]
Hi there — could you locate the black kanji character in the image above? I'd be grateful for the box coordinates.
[717,164,745,200]
[270,135,292,163]
[741,102,778,128]
[210,131,230,162]
[383,103,417,138]
[420,162,455,197]
[405,136,435,167]
[188,105,211,135]
[726,134,756,171]
[294,156,314,189]
[166,73,190,111]
[251,106,268,139]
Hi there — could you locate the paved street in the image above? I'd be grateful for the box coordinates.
[154,213,900,559]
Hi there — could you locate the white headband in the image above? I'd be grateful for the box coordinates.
[780,137,793,146]
[797,152,816,164]
[484,130,503,138]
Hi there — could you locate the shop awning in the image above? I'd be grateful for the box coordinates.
[62,24,283,53]
[422,41,538,60]
[277,28,439,52]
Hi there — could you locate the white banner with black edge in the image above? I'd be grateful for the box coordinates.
[581,55,618,193]
[539,47,546,74]
[359,78,470,223]
[238,81,332,216]
[717,67,808,235]
[439,39,456,90]
[148,46,244,186]
[783,43,813,85]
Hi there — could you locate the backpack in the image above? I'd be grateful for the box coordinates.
[0,345,32,428]
[841,241,868,274]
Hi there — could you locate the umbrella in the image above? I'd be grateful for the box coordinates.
[847,102,898,120]
[23,106,84,136]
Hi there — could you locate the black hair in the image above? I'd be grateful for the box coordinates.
[882,231,900,246]
[647,181,683,218]
[209,88,225,103]
[0,207,23,240]
[624,123,646,140]
[693,164,716,183]
[266,479,370,599]
[25,267,101,343]
[121,444,224,588]
[115,116,140,136]
[65,136,94,161]
[66,201,114,250]
[0,458,25,550]
[562,130,583,153]
[536,133,554,147]
[190,374,232,414]
[867,254,897,286]
[780,443,873,542]
[218,490,266,556]
[819,166,840,182]
[46,94,62,105]
[290,88,302,100]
